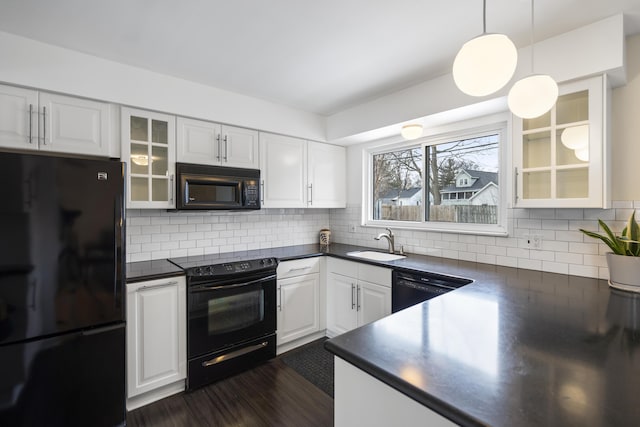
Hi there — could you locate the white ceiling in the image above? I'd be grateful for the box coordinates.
[1,0,639,116]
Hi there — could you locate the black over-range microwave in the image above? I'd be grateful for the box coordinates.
[176,163,260,210]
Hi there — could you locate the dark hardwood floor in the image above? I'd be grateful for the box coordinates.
[126,356,334,427]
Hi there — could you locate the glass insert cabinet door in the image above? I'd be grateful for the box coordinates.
[121,107,176,209]
[513,74,609,208]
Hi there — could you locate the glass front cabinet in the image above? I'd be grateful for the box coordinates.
[121,107,176,209]
[512,74,610,208]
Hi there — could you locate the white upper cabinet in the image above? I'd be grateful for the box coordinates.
[177,117,258,168]
[0,84,111,157]
[260,132,346,208]
[176,117,221,164]
[0,85,38,149]
[121,107,176,209]
[223,125,259,168]
[260,132,307,208]
[307,141,346,208]
[513,74,610,208]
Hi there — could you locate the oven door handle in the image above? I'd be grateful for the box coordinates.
[202,341,269,367]
[191,274,276,292]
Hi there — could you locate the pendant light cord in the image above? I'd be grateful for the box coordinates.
[530,0,535,73]
[482,0,487,34]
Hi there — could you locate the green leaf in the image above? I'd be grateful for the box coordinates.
[624,211,640,255]
[580,228,625,255]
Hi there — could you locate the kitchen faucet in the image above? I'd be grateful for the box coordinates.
[374,228,395,254]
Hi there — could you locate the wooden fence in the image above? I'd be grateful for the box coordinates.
[380,204,497,224]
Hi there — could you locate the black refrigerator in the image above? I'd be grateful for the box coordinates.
[0,152,126,426]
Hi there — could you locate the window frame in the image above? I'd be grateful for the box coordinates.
[363,115,510,236]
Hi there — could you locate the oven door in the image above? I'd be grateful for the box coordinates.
[188,272,276,358]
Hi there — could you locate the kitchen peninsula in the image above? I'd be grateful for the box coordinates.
[322,246,640,427]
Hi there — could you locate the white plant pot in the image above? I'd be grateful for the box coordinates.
[606,252,640,293]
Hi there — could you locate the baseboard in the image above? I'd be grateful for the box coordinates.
[126,380,185,411]
[276,330,327,355]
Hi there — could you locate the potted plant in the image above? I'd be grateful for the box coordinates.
[580,210,640,292]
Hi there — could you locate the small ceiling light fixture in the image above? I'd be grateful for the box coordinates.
[131,155,149,166]
[453,0,517,97]
[401,124,423,140]
[508,0,558,119]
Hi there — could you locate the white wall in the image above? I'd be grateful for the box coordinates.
[329,33,640,280]
[612,34,640,201]
[0,31,326,142]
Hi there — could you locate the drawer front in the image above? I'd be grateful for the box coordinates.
[358,264,392,287]
[327,257,358,278]
[277,257,320,279]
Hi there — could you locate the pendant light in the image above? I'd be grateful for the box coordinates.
[453,0,517,97]
[508,0,558,119]
[401,124,423,140]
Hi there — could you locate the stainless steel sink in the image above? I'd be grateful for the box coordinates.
[346,251,406,262]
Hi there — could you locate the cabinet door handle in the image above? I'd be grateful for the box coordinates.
[136,280,178,292]
[278,286,282,311]
[308,183,313,206]
[216,134,221,160]
[28,104,34,144]
[223,135,228,162]
[42,106,47,145]
[357,284,361,311]
[287,266,311,273]
[514,167,519,203]
[169,174,175,205]
[351,283,356,309]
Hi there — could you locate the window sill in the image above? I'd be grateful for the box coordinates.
[363,220,509,237]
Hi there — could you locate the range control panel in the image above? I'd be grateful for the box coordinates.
[186,257,278,278]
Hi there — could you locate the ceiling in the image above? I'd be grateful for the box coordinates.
[1,0,639,117]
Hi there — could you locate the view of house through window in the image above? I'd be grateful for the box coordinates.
[372,133,500,225]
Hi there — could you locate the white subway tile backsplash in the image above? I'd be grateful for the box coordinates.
[568,242,599,255]
[496,256,518,268]
[518,258,542,271]
[542,261,569,275]
[128,217,150,226]
[541,220,568,230]
[555,252,583,265]
[612,201,634,209]
[126,202,632,283]
[529,209,556,219]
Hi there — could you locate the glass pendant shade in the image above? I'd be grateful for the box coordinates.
[574,147,589,162]
[560,125,589,150]
[507,74,558,119]
[453,33,518,96]
[401,124,423,140]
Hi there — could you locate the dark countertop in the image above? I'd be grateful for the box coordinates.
[125,243,640,426]
[322,245,640,427]
[126,259,185,283]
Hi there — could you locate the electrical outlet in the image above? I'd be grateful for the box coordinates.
[525,234,542,250]
[348,224,356,233]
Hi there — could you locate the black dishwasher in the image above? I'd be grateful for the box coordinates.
[392,270,473,312]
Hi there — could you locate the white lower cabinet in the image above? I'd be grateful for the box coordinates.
[126,276,186,410]
[276,257,325,352]
[326,259,391,337]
